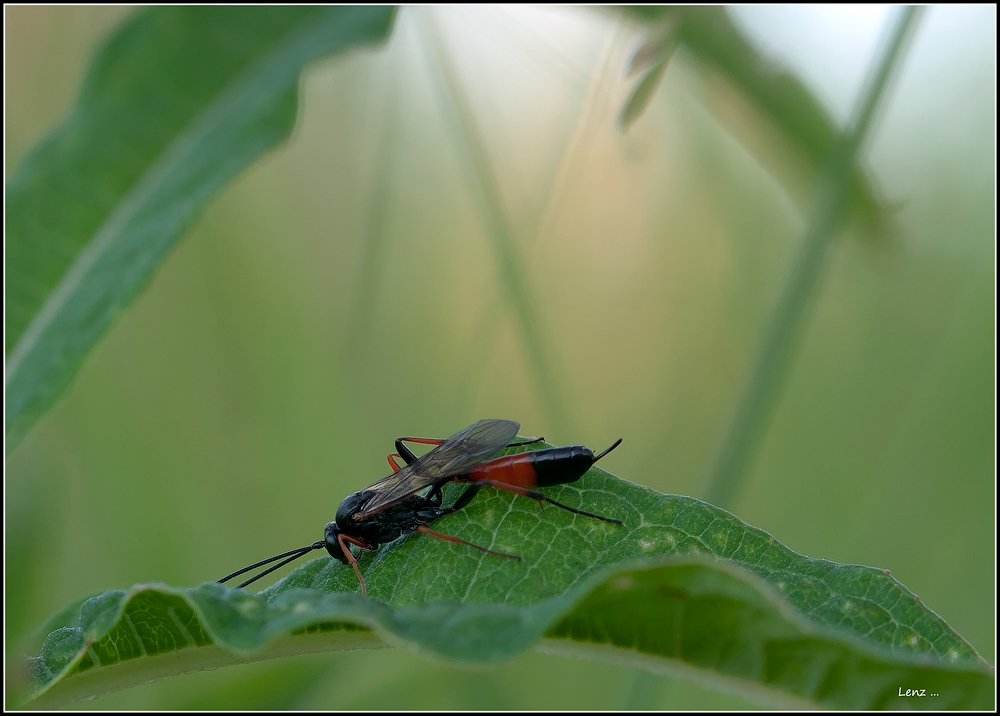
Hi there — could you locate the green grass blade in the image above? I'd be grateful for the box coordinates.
[4,6,397,454]
[416,9,570,435]
[700,7,923,508]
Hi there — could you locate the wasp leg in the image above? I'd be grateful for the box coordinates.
[394,435,545,464]
[394,436,447,464]
[426,482,445,505]
[415,525,520,561]
[506,436,545,449]
[449,480,622,525]
[338,534,376,595]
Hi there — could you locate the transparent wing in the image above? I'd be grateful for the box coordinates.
[354,419,520,519]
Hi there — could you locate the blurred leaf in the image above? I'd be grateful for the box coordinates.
[617,6,889,232]
[618,14,678,131]
[20,450,993,709]
[4,6,397,454]
[618,59,671,132]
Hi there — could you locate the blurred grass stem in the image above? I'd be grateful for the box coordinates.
[345,61,399,355]
[448,23,628,428]
[700,6,924,508]
[416,8,569,435]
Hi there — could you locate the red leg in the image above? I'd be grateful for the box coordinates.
[416,525,521,561]
[395,436,447,464]
[387,453,404,472]
[396,435,543,464]
[337,534,375,595]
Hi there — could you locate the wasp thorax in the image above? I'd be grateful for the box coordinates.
[335,490,373,528]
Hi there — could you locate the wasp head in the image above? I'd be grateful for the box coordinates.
[323,522,350,564]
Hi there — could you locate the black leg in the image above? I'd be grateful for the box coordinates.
[447,479,621,525]
[447,481,487,514]
[394,436,447,464]
[506,436,545,449]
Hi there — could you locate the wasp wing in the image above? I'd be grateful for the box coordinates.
[354,419,520,519]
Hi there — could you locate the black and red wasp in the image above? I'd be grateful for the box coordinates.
[218,419,622,594]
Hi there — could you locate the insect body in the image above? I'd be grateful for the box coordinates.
[219,419,622,594]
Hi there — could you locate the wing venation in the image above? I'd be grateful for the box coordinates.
[354,419,520,518]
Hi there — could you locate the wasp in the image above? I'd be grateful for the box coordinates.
[219,419,622,594]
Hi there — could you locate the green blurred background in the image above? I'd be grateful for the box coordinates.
[5,5,994,710]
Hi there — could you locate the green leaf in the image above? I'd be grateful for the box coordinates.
[18,449,993,709]
[4,6,397,454]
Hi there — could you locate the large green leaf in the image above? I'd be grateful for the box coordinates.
[4,6,397,454]
[17,447,993,709]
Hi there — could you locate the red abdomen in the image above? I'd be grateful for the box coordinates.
[464,446,596,488]
[466,453,539,488]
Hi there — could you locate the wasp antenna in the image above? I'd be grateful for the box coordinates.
[593,438,623,462]
[234,548,317,589]
[219,540,324,586]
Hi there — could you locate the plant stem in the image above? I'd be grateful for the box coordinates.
[416,9,570,435]
[700,6,923,509]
